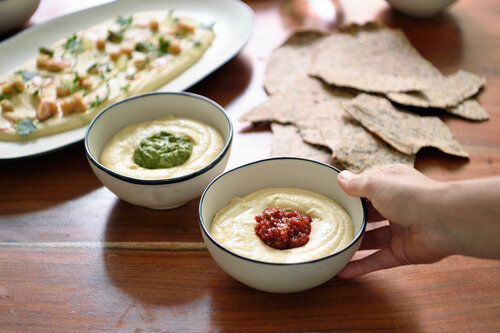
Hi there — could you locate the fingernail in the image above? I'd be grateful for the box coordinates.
[339,170,354,180]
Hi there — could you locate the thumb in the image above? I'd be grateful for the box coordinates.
[337,170,369,198]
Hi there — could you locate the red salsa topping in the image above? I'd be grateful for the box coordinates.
[254,207,312,250]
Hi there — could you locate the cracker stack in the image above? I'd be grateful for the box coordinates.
[240,23,488,172]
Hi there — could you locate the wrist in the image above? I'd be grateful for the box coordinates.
[416,180,456,258]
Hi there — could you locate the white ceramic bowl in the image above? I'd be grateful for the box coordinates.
[199,157,366,293]
[0,0,40,33]
[386,0,457,18]
[85,92,233,209]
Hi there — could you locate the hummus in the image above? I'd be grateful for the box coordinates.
[100,115,224,179]
[210,187,354,263]
[0,11,215,141]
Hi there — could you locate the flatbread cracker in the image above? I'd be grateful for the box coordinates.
[241,76,414,172]
[342,94,469,158]
[264,29,326,95]
[309,23,440,93]
[270,123,332,164]
[240,76,353,124]
[298,106,415,173]
[446,99,490,121]
[386,70,486,108]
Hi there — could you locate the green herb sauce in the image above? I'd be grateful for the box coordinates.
[133,131,193,169]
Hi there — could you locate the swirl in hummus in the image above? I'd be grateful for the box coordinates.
[100,115,223,179]
[210,187,354,263]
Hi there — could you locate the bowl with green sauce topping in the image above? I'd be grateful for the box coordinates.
[85,91,233,209]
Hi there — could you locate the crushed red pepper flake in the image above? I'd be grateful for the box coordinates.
[254,207,312,250]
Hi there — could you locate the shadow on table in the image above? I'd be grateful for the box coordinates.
[208,275,420,332]
[102,198,202,243]
[102,248,209,308]
[415,146,471,174]
[0,142,101,215]
[188,51,253,109]
[101,198,207,307]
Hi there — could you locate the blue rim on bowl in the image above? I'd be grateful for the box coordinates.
[84,91,233,185]
[199,156,367,266]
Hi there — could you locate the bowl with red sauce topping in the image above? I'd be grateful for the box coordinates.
[199,157,366,293]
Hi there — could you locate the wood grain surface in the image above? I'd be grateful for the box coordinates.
[1,0,499,331]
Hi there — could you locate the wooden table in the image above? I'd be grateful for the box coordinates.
[1,0,499,331]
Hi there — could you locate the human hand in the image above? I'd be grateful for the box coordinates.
[336,164,452,278]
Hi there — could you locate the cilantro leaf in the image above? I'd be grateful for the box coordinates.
[63,34,84,54]
[157,36,170,54]
[116,15,133,26]
[191,39,202,47]
[87,63,98,74]
[14,118,37,136]
[38,47,54,57]
[199,22,215,30]
[135,41,154,53]
[16,70,38,82]
[107,30,124,44]
[0,93,12,101]
[89,95,103,108]
[120,83,130,92]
